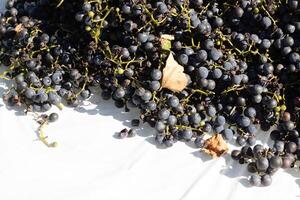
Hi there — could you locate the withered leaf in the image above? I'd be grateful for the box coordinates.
[161,52,188,92]
[202,134,228,158]
[161,34,175,41]
[160,34,174,51]
[15,24,23,33]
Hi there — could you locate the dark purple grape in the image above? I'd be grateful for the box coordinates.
[249,174,261,186]
[256,157,269,172]
[155,121,166,133]
[49,113,59,122]
[261,174,272,186]
[221,128,233,140]
[181,128,193,141]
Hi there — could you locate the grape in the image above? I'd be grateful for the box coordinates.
[189,113,201,125]
[247,136,256,146]
[253,84,264,94]
[81,90,91,99]
[24,88,35,99]
[214,125,224,133]
[167,96,179,108]
[274,140,284,152]
[199,78,208,87]
[48,92,61,105]
[164,138,174,147]
[213,17,223,27]
[126,129,136,137]
[234,7,244,18]
[196,50,207,61]
[203,123,212,132]
[289,52,300,63]
[236,135,247,146]
[245,107,256,118]
[282,154,294,168]
[178,54,189,65]
[151,69,162,80]
[260,39,271,49]
[155,134,165,145]
[15,74,24,83]
[52,72,63,84]
[157,2,168,14]
[215,115,226,126]
[212,68,222,79]
[232,75,242,85]
[284,121,295,131]
[252,95,262,103]
[141,90,152,101]
[249,174,261,186]
[167,115,177,126]
[281,47,292,56]
[247,124,257,134]
[206,105,216,117]
[286,142,297,153]
[261,17,272,29]
[149,81,161,91]
[204,39,214,50]
[194,136,205,148]
[256,157,269,172]
[238,116,251,127]
[26,60,36,69]
[82,2,91,12]
[119,128,128,139]
[49,113,59,123]
[179,114,188,126]
[261,174,272,186]
[231,150,240,160]
[223,61,233,71]
[269,156,282,169]
[221,128,233,140]
[137,32,149,43]
[209,48,222,61]
[155,121,166,133]
[198,67,209,79]
[42,103,52,112]
[158,108,170,120]
[283,36,294,47]
[42,77,52,87]
[285,24,295,33]
[288,0,298,9]
[33,104,42,112]
[147,101,157,111]
[207,80,216,90]
[34,91,48,103]
[252,144,264,157]
[114,88,126,99]
[181,129,193,141]
[135,88,145,97]
[16,81,27,90]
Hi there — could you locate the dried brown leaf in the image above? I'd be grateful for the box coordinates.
[14,24,23,33]
[161,52,188,92]
[202,134,228,158]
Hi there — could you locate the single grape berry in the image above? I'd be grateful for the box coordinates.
[48,113,59,123]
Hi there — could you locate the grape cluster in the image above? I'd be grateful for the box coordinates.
[1,0,300,186]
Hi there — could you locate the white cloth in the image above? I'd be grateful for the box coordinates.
[0,79,299,200]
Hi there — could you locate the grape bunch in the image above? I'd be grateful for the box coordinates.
[1,0,300,187]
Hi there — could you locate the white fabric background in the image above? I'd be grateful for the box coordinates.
[0,1,300,200]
